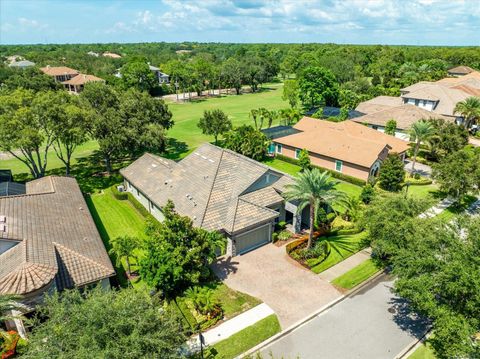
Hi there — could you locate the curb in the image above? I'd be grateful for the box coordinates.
[238,271,388,359]
[394,330,432,359]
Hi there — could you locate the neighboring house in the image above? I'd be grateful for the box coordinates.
[8,60,35,69]
[63,74,105,93]
[40,65,79,82]
[120,144,311,256]
[400,82,470,120]
[355,96,403,115]
[305,106,364,119]
[103,52,122,58]
[148,64,170,84]
[269,117,409,181]
[436,71,480,90]
[87,51,99,57]
[0,176,115,333]
[5,55,23,63]
[447,65,475,77]
[351,104,453,140]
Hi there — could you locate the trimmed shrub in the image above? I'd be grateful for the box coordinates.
[277,230,292,241]
[275,154,366,186]
[275,221,287,231]
[111,185,128,200]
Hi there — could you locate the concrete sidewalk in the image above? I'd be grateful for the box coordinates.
[190,303,274,348]
[418,197,455,218]
[318,247,372,282]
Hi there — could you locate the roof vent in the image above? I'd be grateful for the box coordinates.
[0,215,5,223]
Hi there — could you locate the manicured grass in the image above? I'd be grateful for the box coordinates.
[206,314,281,359]
[208,283,261,319]
[310,232,367,274]
[1,140,99,176]
[331,259,382,290]
[264,157,362,199]
[409,342,436,359]
[166,83,287,153]
[435,194,478,221]
[407,184,442,202]
[86,187,147,287]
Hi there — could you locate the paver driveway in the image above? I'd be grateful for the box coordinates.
[211,243,341,328]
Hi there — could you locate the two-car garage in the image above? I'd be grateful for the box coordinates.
[232,223,272,255]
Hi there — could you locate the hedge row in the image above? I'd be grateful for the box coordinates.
[110,185,157,221]
[275,154,366,187]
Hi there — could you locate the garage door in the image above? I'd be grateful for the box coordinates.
[235,224,270,255]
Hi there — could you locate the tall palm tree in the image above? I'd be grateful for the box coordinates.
[409,120,436,172]
[454,96,480,129]
[109,235,142,276]
[283,169,345,249]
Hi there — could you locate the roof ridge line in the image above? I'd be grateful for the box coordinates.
[52,242,113,274]
[199,147,225,227]
[230,197,241,233]
[238,197,279,215]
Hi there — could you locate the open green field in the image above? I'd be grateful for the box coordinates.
[166,83,286,151]
[409,342,436,359]
[332,259,382,290]
[1,83,287,176]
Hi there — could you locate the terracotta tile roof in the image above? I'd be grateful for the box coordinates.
[121,144,295,235]
[274,117,409,168]
[103,52,122,58]
[355,96,403,114]
[62,74,104,85]
[0,177,115,296]
[437,71,480,90]
[400,81,436,93]
[451,85,480,97]
[352,104,452,130]
[40,66,79,76]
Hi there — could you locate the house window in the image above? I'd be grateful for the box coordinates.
[414,99,420,106]
[335,160,343,172]
[295,149,301,159]
[276,144,282,154]
[372,125,378,130]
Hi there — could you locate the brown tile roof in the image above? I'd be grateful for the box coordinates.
[62,74,104,85]
[0,177,115,296]
[103,52,122,58]
[448,66,474,75]
[352,104,452,130]
[40,66,79,76]
[437,71,480,90]
[355,96,403,115]
[400,81,436,94]
[121,144,295,235]
[274,117,409,168]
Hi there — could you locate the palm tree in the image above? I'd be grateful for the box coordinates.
[283,169,345,249]
[338,195,360,222]
[454,96,480,129]
[409,120,436,172]
[109,235,142,276]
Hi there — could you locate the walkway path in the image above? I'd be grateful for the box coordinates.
[404,160,432,177]
[190,303,274,348]
[318,247,372,282]
[418,197,455,218]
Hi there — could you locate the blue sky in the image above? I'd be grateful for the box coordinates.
[1,0,479,45]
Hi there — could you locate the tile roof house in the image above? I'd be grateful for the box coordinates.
[120,144,307,256]
[270,117,409,181]
[351,104,452,140]
[148,64,170,84]
[63,74,105,93]
[40,66,79,82]
[103,52,122,58]
[355,96,404,115]
[0,176,115,307]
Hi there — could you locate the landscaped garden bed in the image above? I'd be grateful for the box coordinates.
[286,229,367,274]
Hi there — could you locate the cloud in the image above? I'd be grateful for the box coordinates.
[17,17,48,30]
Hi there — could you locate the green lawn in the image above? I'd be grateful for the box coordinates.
[264,157,362,199]
[310,231,367,274]
[409,342,436,359]
[2,140,99,176]
[407,184,442,202]
[166,83,287,153]
[331,259,382,290]
[86,187,147,287]
[205,314,281,359]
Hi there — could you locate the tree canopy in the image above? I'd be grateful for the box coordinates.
[21,287,186,359]
[223,125,268,161]
[298,66,339,109]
